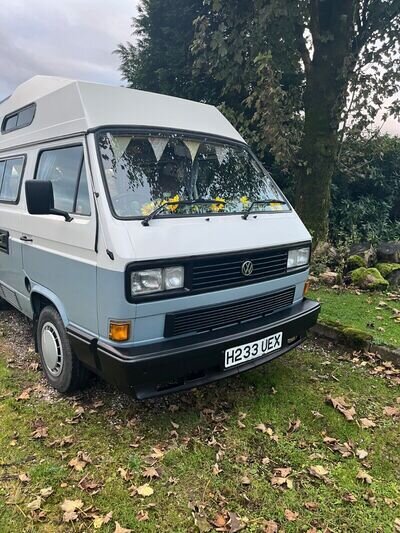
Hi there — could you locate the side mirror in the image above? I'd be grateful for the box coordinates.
[25,180,73,222]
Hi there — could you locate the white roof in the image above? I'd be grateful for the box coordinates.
[0,76,245,152]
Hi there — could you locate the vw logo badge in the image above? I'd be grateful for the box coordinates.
[241,260,254,276]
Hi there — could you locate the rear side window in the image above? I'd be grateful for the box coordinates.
[2,104,35,133]
[36,146,91,215]
[0,157,25,203]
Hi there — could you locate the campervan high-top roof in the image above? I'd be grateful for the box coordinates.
[0,76,244,152]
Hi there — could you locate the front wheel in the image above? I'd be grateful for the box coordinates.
[37,306,90,393]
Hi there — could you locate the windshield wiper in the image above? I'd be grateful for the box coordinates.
[242,199,286,220]
[141,198,226,226]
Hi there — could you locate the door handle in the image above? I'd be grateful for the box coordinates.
[20,235,33,242]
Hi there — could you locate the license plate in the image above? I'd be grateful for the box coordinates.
[224,332,283,369]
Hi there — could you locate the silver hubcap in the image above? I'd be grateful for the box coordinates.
[41,322,63,376]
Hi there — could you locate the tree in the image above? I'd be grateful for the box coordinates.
[192,0,400,243]
[115,0,222,102]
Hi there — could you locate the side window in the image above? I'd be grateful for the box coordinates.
[2,104,35,134]
[36,146,91,215]
[0,157,24,203]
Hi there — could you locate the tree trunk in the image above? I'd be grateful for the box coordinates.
[295,0,356,245]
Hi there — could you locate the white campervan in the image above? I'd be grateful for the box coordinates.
[0,76,320,398]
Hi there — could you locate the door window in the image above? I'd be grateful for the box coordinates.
[36,146,91,215]
[0,157,24,203]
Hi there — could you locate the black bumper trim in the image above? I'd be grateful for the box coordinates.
[67,298,320,399]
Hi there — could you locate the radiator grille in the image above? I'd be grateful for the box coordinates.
[164,287,295,337]
[191,248,288,293]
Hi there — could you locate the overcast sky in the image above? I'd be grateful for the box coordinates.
[0,0,137,100]
[0,0,398,135]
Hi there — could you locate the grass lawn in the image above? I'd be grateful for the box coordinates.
[309,286,400,348]
[0,310,399,532]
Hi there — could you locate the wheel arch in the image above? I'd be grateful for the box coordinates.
[30,287,69,352]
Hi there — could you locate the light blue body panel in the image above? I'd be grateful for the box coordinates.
[21,246,98,334]
[97,265,309,347]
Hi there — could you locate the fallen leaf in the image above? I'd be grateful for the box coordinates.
[213,463,223,475]
[136,510,149,522]
[241,475,251,485]
[17,388,31,401]
[114,522,133,533]
[149,447,164,460]
[304,501,319,511]
[93,512,113,529]
[326,395,356,420]
[287,418,301,433]
[27,497,42,511]
[79,476,102,493]
[312,410,324,419]
[18,473,30,483]
[284,509,299,521]
[142,467,160,479]
[61,499,84,513]
[343,492,357,503]
[359,418,376,429]
[262,456,270,465]
[40,487,53,498]
[31,426,48,439]
[212,513,227,528]
[118,468,132,481]
[308,465,329,479]
[255,423,267,433]
[61,499,84,523]
[394,518,400,532]
[63,511,78,523]
[356,449,368,460]
[263,520,279,533]
[69,451,91,471]
[228,511,245,532]
[356,470,373,484]
[136,484,154,497]
[383,406,400,417]
[274,467,292,478]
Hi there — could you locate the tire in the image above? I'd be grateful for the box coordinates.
[37,305,90,393]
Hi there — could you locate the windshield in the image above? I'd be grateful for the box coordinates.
[97,131,289,219]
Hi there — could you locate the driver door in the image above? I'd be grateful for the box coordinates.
[21,139,98,334]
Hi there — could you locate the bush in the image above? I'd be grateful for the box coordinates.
[329,134,400,245]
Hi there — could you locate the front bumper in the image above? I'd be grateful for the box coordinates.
[68,298,320,399]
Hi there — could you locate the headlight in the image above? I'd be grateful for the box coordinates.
[131,266,184,296]
[165,266,185,290]
[287,247,310,269]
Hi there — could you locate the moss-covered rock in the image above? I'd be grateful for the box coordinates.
[350,267,389,291]
[346,255,366,271]
[320,318,373,350]
[376,262,400,279]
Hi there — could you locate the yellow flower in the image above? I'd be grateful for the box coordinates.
[269,202,284,211]
[141,201,158,216]
[240,196,249,207]
[211,196,225,213]
[161,194,180,212]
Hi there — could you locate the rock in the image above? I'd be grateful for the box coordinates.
[377,242,400,263]
[375,263,400,279]
[346,255,367,272]
[348,242,376,266]
[387,269,400,287]
[350,267,389,291]
[319,271,340,286]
